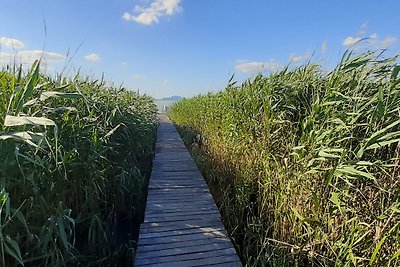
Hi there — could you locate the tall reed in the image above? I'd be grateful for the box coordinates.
[169,50,400,266]
[0,61,157,266]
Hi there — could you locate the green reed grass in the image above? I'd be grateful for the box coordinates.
[0,61,157,266]
[169,50,400,266]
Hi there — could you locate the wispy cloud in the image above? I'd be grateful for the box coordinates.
[344,23,397,49]
[357,22,368,36]
[380,36,397,48]
[0,37,25,49]
[131,73,146,80]
[343,36,362,46]
[288,53,303,63]
[84,53,100,62]
[369,33,378,39]
[0,50,66,66]
[321,41,328,53]
[235,60,280,73]
[123,0,183,25]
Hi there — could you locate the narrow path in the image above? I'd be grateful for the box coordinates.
[134,114,242,267]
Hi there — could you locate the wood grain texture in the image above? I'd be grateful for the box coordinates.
[134,114,242,267]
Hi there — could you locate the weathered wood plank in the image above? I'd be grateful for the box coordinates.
[134,114,242,266]
[135,247,238,265]
[144,203,218,213]
[144,209,220,219]
[139,219,222,233]
[135,256,242,267]
[147,188,210,194]
[145,194,214,204]
[150,171,203,178]
[136,240,234,258]
[137,236,231,253]
[139,225,226,240]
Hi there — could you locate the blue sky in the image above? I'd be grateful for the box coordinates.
[0,1,399,98]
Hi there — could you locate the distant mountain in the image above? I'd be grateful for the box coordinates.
[156,96,183,101]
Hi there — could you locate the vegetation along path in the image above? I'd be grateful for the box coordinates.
[134,114,242,267]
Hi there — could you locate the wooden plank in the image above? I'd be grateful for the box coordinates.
[144,206,217,216]
[145,201,214,208]
[134,114,242,267]
[135,248,238,265]
[137,236,231,253]
[135,256,242,267]
[140,218,222,229]
[147,188,210,194]
[139,220,222,234]
[148,184,208,190]
[144,210,220,223]
[145,194,214,203]
[136,240,234,258]
[149,183,207,189]
[149,178,206,184]
[137,230,229,246]
[145,202,218,212]
[139,226,227,239]
[146,193,212,200]
[145,200,216,208]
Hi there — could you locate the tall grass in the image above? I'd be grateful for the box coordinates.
[169,50,400,266]
[0,61,157,266]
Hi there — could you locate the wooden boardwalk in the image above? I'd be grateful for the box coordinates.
[134,114,242,267]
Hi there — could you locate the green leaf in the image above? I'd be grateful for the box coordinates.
[330,192,341,209]
[318,148,344,159]
[366,138,400,150]
[370,235,387,264]
[335,165,376,182]
[4,236,24,266]
[318,151,341,159]
[391,248,400,261]
[14,60,40,114]
[40,91,83,101]
[377,86,384,118]
[0,131,45,142]
[291,207,305,221]
[12,209,29,231]
[4,115,56,127]
[391,65,400,80]
[357,119,400,158]
[57,216,70,251]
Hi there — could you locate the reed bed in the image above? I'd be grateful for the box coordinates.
[0,61,157,266]
[169,50,400,266]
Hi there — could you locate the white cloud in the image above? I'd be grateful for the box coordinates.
[235,61,264,73]
[380,36,397,48]
[288,53,303,63]
[235,60,280,73]
[357,22,368,36]
[343,36,362,46]
[0,37,25,49]
[162,79,169,85]
[131,73,145,80]
[84,53,100,62]
[123,0,183,25]
[369,33,378,39]
[321,41,327,53]
[121,62,128,67]
[19,50,66,61]
[0,50,66,66]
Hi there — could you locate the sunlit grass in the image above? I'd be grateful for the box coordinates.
[169,49,400,266]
